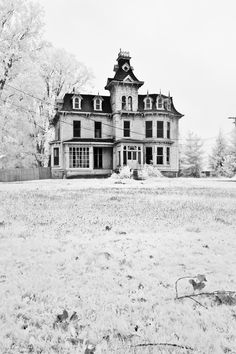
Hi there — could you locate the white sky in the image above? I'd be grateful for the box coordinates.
[38,0,236,147]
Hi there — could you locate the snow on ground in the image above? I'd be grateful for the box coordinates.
[0,177,236,353]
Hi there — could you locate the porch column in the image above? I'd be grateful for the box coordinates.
[65,145,70,169]
[120,145,123,167]
[89,146,93,169]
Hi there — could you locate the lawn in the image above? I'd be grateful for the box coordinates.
[0,177,236,353]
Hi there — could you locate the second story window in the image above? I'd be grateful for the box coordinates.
[124,120,130,137]
[145,121,153,138]
[94,121,102,138]
[73,120,81,138]
[127,96,132,111]
[122,96,126,110]
[157,121,164,138]
[167,122,171,139]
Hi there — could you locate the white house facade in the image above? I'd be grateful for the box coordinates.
[50,51,183,178]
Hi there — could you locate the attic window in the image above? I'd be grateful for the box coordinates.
[94,98,102,111]
[73,96,82,110]
[144,97,152,110]
[122,63,130,72]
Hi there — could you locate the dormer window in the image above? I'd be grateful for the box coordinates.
[167,99,171,111]
[144,96,152,110]
[72,95,82,110]
[93,96,103,111]
[157,97,163,109]
[122,63,130,72]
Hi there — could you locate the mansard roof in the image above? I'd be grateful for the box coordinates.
[138,94,183,116]
[61,93,112,113]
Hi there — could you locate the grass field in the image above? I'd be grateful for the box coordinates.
[0,177,236,354]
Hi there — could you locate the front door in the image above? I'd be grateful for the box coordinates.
[94,147,103,169]
[146,147,153,164]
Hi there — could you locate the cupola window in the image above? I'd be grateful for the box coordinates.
[122,63,130,72]
[122,96,126,110]
[127,96,132,111]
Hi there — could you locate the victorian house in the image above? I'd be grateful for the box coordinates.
[50,50,183,177]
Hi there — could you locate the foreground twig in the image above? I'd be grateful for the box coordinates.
[177,290,236,300]
[188,296,208,309]
[131,342,194,350]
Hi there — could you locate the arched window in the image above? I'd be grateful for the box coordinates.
[144,97,152,110]
[128,96,132,111]
[72,96,82,110]
[122,96,126,110]
[158,97,162,109]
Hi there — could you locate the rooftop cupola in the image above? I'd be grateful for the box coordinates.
[105,50,144,90]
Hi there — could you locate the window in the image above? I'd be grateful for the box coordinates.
[94,121,102,138]
[123,146,127,165]
[145,121,153,138]
[157,121,164,138]
[73,96,81,110]
[144,97,152,110]
[69,147,89,168]
[124,120,130,137]
[122,63,130,72]
[167,122,170,139]
[127,96,132,111]
[73,121,81,137]
[146,147,153,164]
[158,97,163,109]
[53,147,59,166]
[156,147,163,164]
[94,147,103,169]
[94,98,102,111]
[122,96,126,110]
[166,147,170,165]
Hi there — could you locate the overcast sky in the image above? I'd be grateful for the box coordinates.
[38,0,236,148]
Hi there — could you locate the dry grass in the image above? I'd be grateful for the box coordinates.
[0,178,236,353]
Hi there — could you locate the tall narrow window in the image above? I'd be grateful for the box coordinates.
[156,147,163,164]
[94,147,103,169]
[167,122,170,139]
[145,121,153,138]
[53,147,59,166]
[128,96,132,111]
[146,147,153,164]
[122,96,126,110]
[73,121,81,137]
[94,121,102,138]
[73,97,81,110]
[158,98,162,109]
[157,121,164,138]
[123,146,127,165]
[94,98,102,111]
[124,121,130,137]
[145,97,152,110]
[166,147,170,165]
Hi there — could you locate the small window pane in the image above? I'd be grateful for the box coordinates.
[124,121,130,137]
